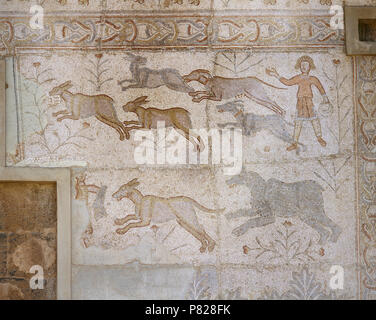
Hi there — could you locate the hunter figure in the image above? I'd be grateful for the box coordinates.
[267,56,329,151]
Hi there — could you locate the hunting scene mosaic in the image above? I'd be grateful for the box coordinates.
[1,0,376,300]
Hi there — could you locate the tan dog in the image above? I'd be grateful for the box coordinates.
[112,178,224,253]
[122,96,204,151]
[183,69,286,116]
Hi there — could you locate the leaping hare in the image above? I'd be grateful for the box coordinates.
[122,96,204,151]
[49,81,130,140]
[118,53,194,93]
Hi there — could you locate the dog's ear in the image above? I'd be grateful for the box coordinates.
[138,96,149,102]
[124,52,136,59]
[59,80,72,89]
[127,178,140,187]
[195,69,211,84]
[199,69,212,78]
[134,96,149,105]
[61,81,73,90]
[128,178,138,184]
[199,75,209,85]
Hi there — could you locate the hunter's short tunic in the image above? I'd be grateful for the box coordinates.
[279,74,326,120]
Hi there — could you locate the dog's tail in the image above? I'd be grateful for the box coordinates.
[189,198,225,213]
[256,78,287,90]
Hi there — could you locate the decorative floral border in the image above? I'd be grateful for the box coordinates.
[0,13,344,53]
[356,56,376,300]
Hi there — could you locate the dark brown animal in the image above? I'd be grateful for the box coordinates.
[118,53,194,93]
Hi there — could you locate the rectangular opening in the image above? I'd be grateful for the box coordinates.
[359,19,376,42]
[0,182,57,300]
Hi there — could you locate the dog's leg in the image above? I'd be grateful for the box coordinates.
[116,200,153,235]
[267,126,301,154]
[193,95,221,103]
[313,211,342,243]
[232,216,275,237]
[269,127,295,144]
[114,214,138,225]
[300,216,330,245]
[270,126,306,154]
[123,120,141,126]
[56,114,79,122]
[122,125,143,131]
[225,209,257,219]
[52,109,69,117]
[116,219,151,234]
[96,115,125,141]
[244,91,285,116]
[188,90,208,97]
[118,79,136,86]
[203,231,216,252]
[121,83,145,91]
[176,218,208,253]
[165,79,194,93]
[174,126,202,152]
[102,114,131,140]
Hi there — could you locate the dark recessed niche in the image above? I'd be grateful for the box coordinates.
[359,19,376,42]
[345,6,376,55]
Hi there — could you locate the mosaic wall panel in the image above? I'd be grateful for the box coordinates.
[1,0,375,299]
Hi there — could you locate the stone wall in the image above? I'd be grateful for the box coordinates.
[0,182,57,300]
[1,0,376,300]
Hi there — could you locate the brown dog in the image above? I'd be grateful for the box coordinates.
[112,178,224,253]
[183,69,286,116]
